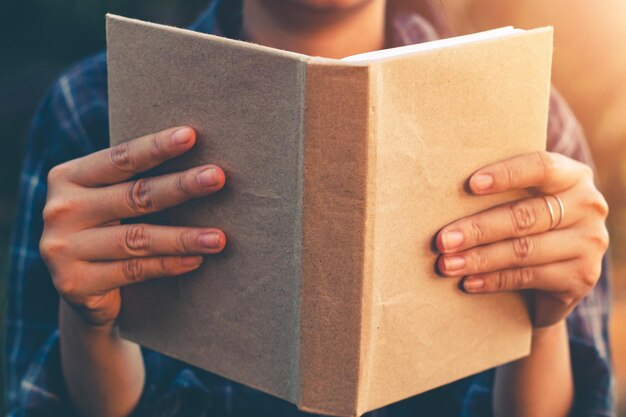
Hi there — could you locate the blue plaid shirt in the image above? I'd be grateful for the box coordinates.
[6,1,615,416]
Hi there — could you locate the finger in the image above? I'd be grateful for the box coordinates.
[84,256,204,293]
[71,224,226,260]
[436,192,575,254]
[460,260,577,294]
[66,127,197,186]
[468,151,590,196]
[93,163,225,221]
[437,229,580,277]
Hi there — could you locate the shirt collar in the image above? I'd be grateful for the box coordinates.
[190,0,243,39]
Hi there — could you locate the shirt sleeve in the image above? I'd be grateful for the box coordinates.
[456,88,615,417]
[5,54,109,416]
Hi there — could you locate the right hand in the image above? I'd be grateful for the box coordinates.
[40,126,226,327]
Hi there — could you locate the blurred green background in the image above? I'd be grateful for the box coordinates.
[0,1,209,413]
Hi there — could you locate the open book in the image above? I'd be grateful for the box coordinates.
[106,14,553,417]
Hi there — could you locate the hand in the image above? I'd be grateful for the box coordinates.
[40,127,226,327]
[435,151,609,327]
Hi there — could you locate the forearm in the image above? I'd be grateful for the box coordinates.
[59,300,145,417]
[494,320,573,417]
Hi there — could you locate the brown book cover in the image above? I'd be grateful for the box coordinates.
[106,14,553,416]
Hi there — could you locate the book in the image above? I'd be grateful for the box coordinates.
[106,14,553,416]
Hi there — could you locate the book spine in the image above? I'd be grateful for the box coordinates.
[299,61,371,417]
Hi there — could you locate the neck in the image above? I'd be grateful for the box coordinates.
[242,0,386,59]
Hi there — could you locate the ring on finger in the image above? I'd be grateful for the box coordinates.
[552,194,565,229]
[542,194,565,231]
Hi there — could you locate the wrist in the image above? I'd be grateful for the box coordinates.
[531,319,567,348]
[58,300,145,417]
[59,299,120,340]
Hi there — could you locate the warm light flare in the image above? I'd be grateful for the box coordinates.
[424,0,626,411]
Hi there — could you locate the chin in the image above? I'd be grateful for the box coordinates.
[282,0,374,12]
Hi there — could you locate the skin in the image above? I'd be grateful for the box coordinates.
[45,127,227,417]
[436,151,608,417]
[242,0,386,58]
[39,1,609,416]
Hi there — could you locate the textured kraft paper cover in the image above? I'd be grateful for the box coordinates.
[106,15,553,417]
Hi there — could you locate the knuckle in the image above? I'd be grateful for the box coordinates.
[148,131,171,159]
[535,151,556,182]
[39,235,69,261]
[508,201,537,234]
[588,190,609,219]
[554,293,578,309]
[467,220,487,244]
[123,258,145,283]
[124,225,150,254]
[158,257,170,274]
[598,196,610,218]
[176,231,194,254]
[82,296,107,312]
[150,133,163,156]
[54,275,80,299]
[588,224,610,252]
[499,165,518,188]
[517,268,535,288]
[469,248,489,272]
[496,268,533,291]
[42,198,75,224]
[495,270,510,291]
[577,260,601,288]
[125,179,154,213]
[600,227,610,250]
[47,163,71,184]
[176,170,198,196]
[110,142,133,171]
[511,237,533,263]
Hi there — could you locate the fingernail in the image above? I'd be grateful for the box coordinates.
[198,232,222,248]
[444,256,465,271]
[464,278,484,292]
[181,256,203,267]
[470,174,494,191]
[197,167,220,187]
[442,231,464,251]
[171,127,193,145]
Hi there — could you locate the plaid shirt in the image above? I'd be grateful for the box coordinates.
[6,1,614,416]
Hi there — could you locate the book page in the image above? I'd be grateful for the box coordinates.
[342,26,521,62]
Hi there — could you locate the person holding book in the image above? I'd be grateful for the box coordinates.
[6,1,613,417]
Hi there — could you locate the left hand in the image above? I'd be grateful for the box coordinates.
[435,151,609,328]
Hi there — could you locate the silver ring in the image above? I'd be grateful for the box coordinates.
[542,195,555,231]
[552,195,565,229]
